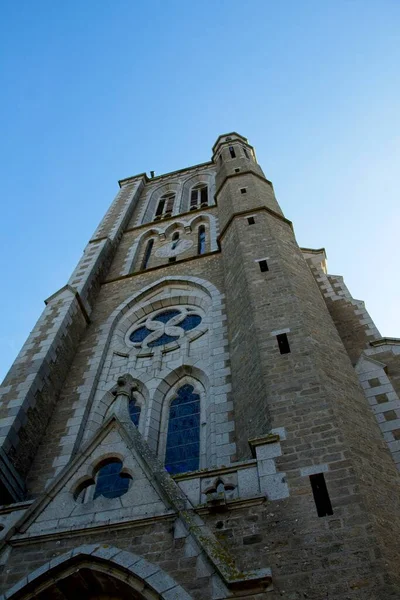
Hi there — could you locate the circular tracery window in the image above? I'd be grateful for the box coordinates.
[128,307,202,349]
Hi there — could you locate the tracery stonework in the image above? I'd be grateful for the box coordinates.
[127,307,203,349]
[1,132,400,600]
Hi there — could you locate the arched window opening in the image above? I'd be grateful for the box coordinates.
[141,239,154,270]
[155,198,165,218]
[190,186,208,211]
[198,225,206,255]
[229,146,236,159]
[165,384,200,474]
[243,146,249,159]
[155,193,175,220]
[93,459,132,500]
[129,396,141,426]
[171,231,180,250]
[74,458,132,504]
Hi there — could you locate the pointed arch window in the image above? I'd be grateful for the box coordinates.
[129,397,141,427]
[198,225,206,255]
[190,185,208,211]
[165,384,200,474]
[155,193,175,220]
[141,239,154,270]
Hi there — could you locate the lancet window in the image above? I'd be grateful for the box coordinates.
[198,225,206,255]
[190,185,208,211]
[165,384,200,474]
[154,193,175,220]
[129,397,141,426]
[141,239,154,270]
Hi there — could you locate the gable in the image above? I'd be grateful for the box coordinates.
[16,417,175,538]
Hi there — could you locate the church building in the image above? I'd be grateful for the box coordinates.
[1,133,400,599]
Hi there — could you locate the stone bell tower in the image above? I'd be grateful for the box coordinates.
[1,133,400,600]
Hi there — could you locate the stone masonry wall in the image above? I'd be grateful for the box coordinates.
[214,147,400,595]
[26,255,228,496]
[303,251,380,365]
[0,179,144,497]
[2,133,400,600]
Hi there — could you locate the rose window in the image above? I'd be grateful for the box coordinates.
[128,308,202,349]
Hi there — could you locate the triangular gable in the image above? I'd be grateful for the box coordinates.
[16,415,177,537]
[4,409,272,592]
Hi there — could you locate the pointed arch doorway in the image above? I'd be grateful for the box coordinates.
[33,565,147,599]
[2,546,193,600]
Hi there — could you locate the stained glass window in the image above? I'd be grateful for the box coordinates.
[152,309,180,323]
[148,333,179,347]
[128,309,202,348]
[165,384,200,475]
[130,325,151,343]
[93,459,131,499]
[180,314,202,331]
[129,398,141,426]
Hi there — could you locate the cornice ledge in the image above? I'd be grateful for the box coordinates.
[8,512,176,546]
[118,161,214,188]
[301,247,327,259]
[215,169,273,199]
[248,433,280,458]
[212,132,249,153]
[44,285,90,324]
[370,337,400,347]
[218,207,293,243]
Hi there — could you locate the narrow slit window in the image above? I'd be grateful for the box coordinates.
[310,474,333,517]
[277,333,290,354]
[243,147,249,158]
[171,232,180,249]
[198,225,206,255]
[141,239,154,270]
[229,146,236,158]
[240,188,247,194]
[258,259,268,272]
[248,217,255,225]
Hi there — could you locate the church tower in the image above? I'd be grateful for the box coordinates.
[1,133,400,599]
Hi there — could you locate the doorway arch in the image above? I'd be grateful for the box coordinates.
[1,545,193,600]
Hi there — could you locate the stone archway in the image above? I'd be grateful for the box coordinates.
[1,545,192,600]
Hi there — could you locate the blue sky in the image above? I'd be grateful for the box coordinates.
[0,1,399,380]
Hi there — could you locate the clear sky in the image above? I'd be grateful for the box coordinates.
[0,1,399,381]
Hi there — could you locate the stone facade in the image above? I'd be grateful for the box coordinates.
[1,132,400,599]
